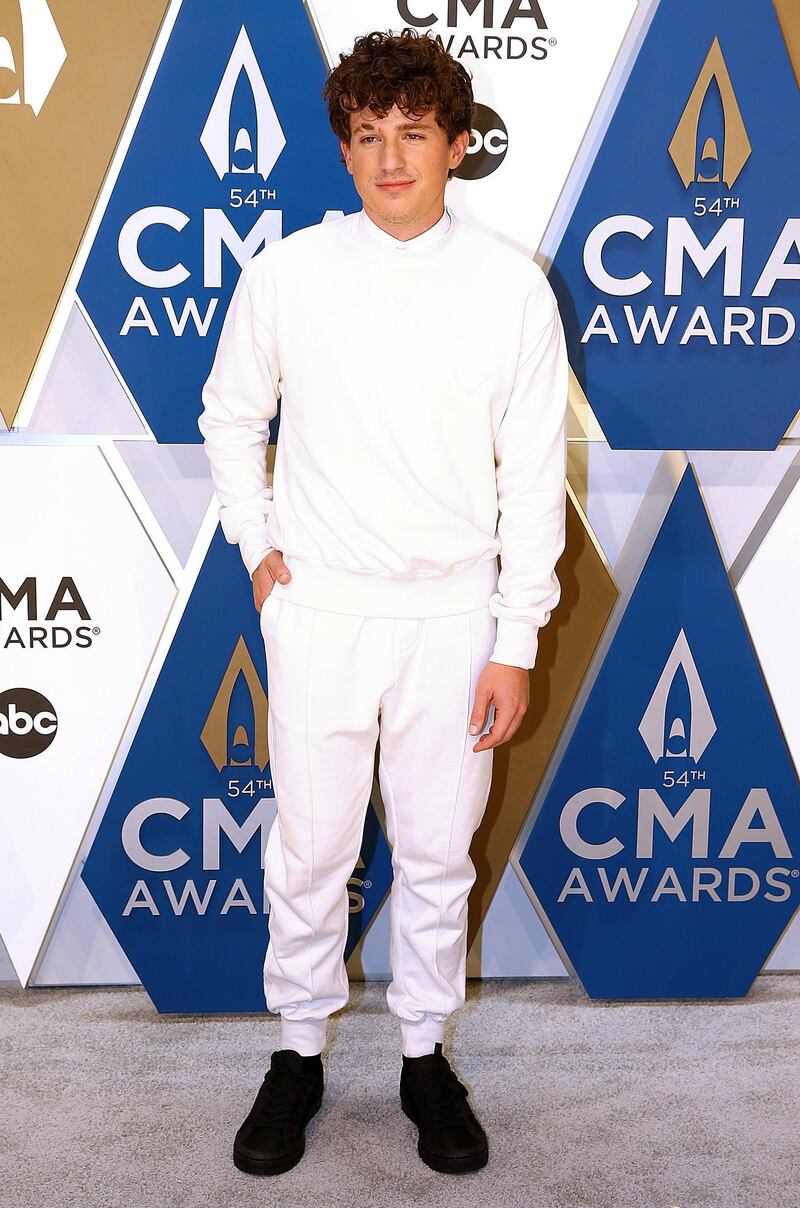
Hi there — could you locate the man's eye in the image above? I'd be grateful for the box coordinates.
[359,134,424,143]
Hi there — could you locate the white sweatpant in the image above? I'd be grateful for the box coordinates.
[259,589,496,1057]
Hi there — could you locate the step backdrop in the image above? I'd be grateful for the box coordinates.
[1,0,798,1011]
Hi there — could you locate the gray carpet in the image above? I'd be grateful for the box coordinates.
[1,975,799,1208]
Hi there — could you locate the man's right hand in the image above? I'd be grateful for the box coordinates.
[252,550,292,612]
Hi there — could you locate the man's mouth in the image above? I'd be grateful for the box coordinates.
[376,179,415,190]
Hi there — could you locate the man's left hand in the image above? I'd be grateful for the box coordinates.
[468,661,530,752]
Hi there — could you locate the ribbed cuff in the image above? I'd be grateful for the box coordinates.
[238,522,275,579]
[400,1016,446,1057]
[490,617,539,670]
[280,1016,328,1056]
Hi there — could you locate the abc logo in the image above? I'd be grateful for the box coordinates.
[0,688,58,759]
[457,103,508,181]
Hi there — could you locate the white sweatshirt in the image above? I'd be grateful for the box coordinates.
[198,203,568,670]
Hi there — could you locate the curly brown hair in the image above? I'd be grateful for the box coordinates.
[321,28,475,180]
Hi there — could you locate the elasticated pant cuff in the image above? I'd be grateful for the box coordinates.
[280,1016,328,1056]
[400,1016,446,1057]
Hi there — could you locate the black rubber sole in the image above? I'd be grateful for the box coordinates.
[400,1092,489,1174]
[232,1085,324,1176]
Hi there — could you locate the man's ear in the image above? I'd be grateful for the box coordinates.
[450,128,471,172]
[340,138,352,174]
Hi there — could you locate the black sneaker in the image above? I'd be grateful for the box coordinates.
[400,1042,489,1174]
[233,1048,324,1176]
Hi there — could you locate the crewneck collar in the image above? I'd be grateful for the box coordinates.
[353,202,457,272]
[357,203,453,253]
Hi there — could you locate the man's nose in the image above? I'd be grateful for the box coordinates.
[378,140,406,172]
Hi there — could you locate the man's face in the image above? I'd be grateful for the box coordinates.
[341,102,469,229]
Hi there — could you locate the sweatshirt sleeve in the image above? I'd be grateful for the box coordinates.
[488,270,568,670]
[197,253,281,579]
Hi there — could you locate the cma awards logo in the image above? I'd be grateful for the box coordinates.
[557,629,793,911]
[667,37,751,189]
[0,0,66,115]
[582,37,795,352]
[397,0,556,62]
[118,639,371,920]
[199,26,285,182]
[638,629,716,763]
[550,0,800,449]
[0,576,100,651]
[119,638,279,921]
[519,468,800,998]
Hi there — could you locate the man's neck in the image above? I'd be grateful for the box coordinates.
[362,199,446,243]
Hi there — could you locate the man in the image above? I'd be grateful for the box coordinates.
[199,27,568,1177]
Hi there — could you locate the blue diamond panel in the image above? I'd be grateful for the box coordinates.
[77,0,359,444]
[519,466,800,998]
[82,527,392,1012]
[549,0,800,449]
